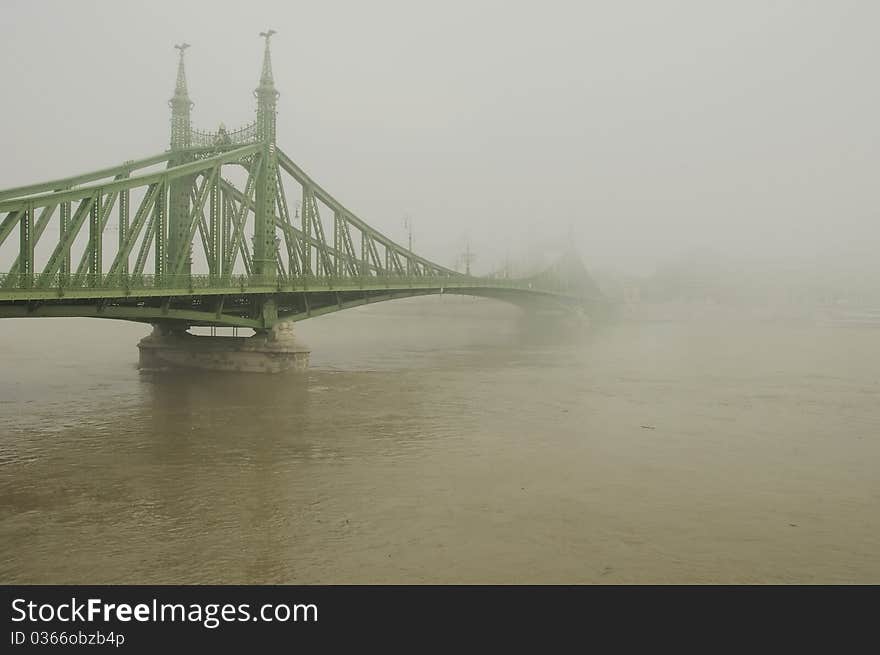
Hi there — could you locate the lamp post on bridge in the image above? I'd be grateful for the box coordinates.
[403,215,413,276]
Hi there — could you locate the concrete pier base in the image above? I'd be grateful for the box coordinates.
[137,322,309,373]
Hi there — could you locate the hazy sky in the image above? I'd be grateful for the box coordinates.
[2,0,878,275]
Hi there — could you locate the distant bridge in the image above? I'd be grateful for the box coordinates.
[0,35,606,333]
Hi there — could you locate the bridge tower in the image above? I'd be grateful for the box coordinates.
[167,43,194,280]
[253,30,279,285]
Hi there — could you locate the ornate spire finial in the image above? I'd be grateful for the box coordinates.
[170,43,193,150]
[173,43,191,98]
[255,31,279,143]
[258,30,277,86]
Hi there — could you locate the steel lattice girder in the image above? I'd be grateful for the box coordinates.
[0,41,606,324]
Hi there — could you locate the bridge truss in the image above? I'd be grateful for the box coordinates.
[0,35,603,330]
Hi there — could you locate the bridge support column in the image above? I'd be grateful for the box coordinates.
[137,320,309,373]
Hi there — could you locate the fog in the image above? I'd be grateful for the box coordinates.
[4,2,880,586]
[2,0,879,289]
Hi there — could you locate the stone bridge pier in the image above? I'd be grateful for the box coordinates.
[137,320,310,373]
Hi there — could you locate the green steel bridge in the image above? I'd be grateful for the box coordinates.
[0,34,605,333]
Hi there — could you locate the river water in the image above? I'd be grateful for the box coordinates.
[1,297,878,583]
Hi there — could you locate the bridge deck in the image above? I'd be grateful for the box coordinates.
[0,274,569,302]
[0,272,599,329]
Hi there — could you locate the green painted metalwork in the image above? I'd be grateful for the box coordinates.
[19,204,33,288]
[0,35,606,330]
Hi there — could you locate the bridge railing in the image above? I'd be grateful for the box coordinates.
[0,271,572,296]
[189,122,258,148]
